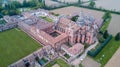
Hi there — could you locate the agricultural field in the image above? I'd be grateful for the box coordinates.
[50,6,104,19]
[94,37,120,67]
[95,0,120,11]
[107,14,120,36]
[0,28,42,67]
[45,0,63,7]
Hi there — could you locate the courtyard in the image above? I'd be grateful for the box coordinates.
[0,28,42,67]
[45,58,69,67]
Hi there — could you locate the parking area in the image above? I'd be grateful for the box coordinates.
[81,56,101,67]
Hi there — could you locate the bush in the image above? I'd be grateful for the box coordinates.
[115,32,120,41]
[97,33,105,43]
[71,15,79,22]
[103,30,109,39]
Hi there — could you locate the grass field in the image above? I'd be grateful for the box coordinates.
[0,28,42,67]
[94,37,120,67]
[45,58,69,67]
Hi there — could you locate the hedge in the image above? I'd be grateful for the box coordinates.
[87,35,112,57]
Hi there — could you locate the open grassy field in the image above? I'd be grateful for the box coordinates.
[45,58,69,67]
[94,37,120,67]
[0,28,42,67]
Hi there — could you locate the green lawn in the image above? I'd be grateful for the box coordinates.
[40,16,53,22]
[45,58,69,67]
[0,28,42,67]
[94,37,120,67]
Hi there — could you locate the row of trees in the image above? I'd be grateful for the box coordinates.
[0,0,45,16]
[102,11,111,22]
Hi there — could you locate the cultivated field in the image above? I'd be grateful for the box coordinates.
[95,0,120,11]
[58,0,90,3]
[45,0,63,7]
[0,28,42,67]
[107,14,120,36]
[105,47,120,67]
[50,6,104,19]
[58,0,78,3]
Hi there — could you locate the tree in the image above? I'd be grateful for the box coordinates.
[102,11,111,22]
[89,1,95,8]
[38,0,42,2]
[115,32,120,41]
[12,1,22,8]
[1,10,9,15]
[103,30,109,39]
[78,0,81,4]
[0,4,3,11]
[0,13,3,18]
[23,0,28,7]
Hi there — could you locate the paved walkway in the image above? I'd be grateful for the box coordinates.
[71,39,99,67]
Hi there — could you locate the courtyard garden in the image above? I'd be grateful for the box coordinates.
[45,58,69,67]
[0,28,42,67]
[64,53,71,59]
[40,16,53,23]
